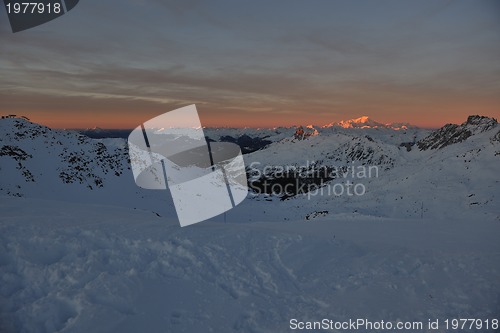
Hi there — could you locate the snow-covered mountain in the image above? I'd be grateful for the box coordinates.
[417,115,498,150]
[77,116,416,152]
[1,115,498,221]
[1,115,499,333]
[323,116,415,130]
[0,117,176,218]
[243,115,498,221]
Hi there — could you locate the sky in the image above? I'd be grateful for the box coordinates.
[0,0,499,129]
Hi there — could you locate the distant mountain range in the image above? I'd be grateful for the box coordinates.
[75,116,416,140]
[75,116,416,154]
[323,116,415,130]
[0,115,498,221]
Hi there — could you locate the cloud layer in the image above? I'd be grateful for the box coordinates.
[1,0,499,128]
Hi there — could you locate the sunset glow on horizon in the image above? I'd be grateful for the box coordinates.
[13,103,500,130]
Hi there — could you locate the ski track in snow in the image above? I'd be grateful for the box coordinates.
[1,197,499,333]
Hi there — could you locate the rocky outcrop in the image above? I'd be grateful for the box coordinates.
[417,115,497,150]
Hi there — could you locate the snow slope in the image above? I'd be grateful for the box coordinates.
[1,196,499,333]
[0,118,176,218]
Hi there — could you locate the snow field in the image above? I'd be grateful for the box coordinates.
[1,197,499,332]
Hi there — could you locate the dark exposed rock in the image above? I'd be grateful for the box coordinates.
[305,210,329,220]
[417,115,497,150]
[0,145,32,161]
[217,134,272,154]
[400,142,414,152]
[248,164,335,200]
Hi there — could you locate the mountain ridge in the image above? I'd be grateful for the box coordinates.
[323,116,415,130]
[0,115,498,220]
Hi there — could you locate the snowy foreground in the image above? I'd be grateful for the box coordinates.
[1,197,499,333]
